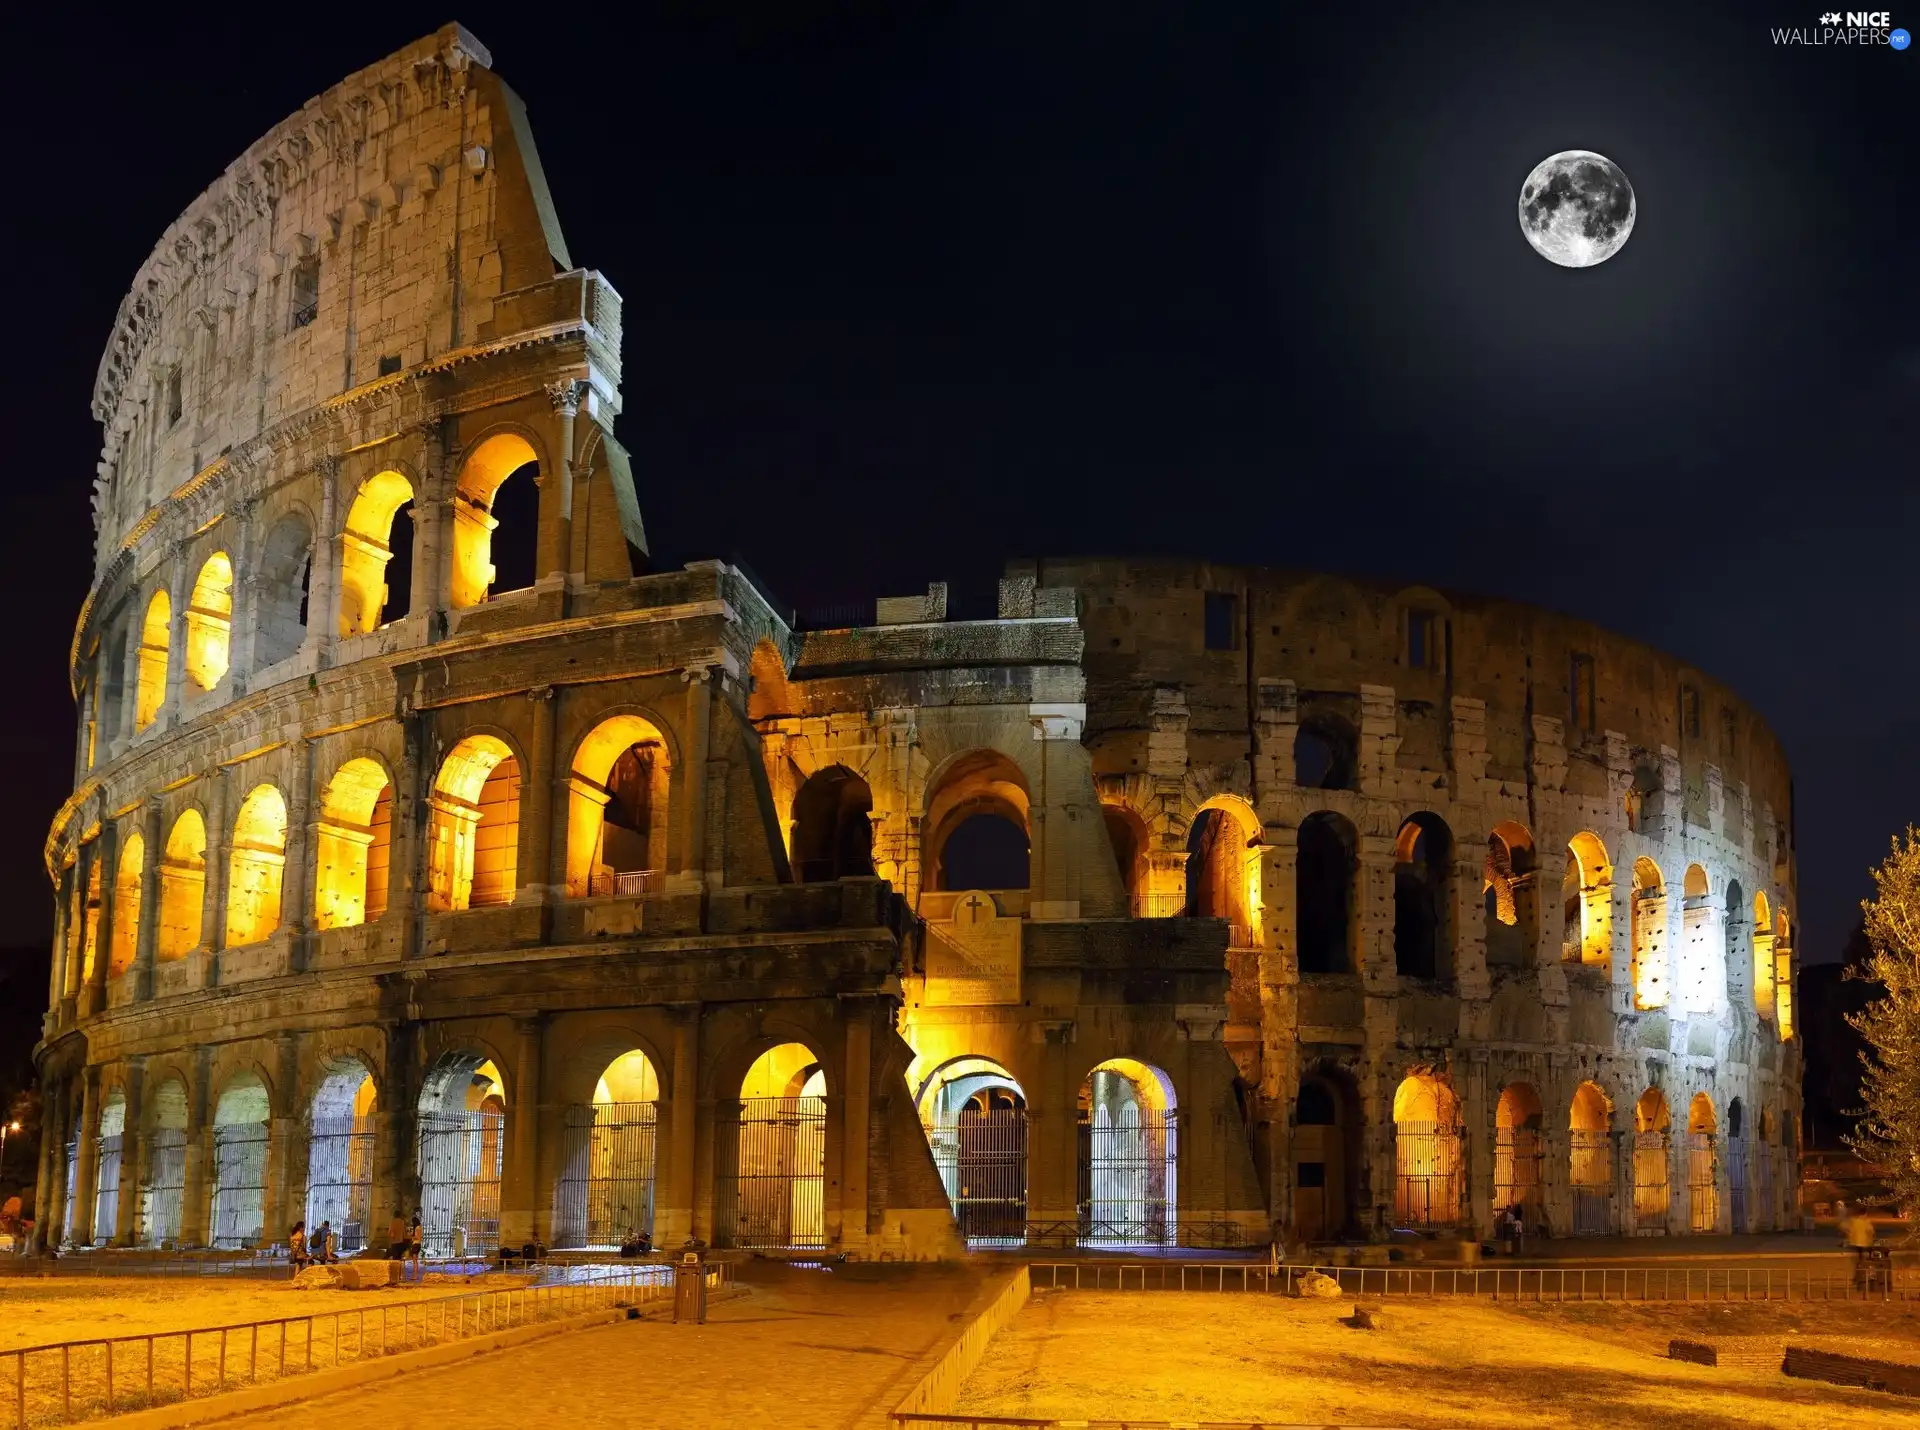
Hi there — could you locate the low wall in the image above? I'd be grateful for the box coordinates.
[891,1265,1031,1419]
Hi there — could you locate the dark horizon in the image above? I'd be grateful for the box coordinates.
[2,3,1912,964]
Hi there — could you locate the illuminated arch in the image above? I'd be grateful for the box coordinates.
[1494,1081,1544,1215]
[1392,1071,1461,1227]
[924,749,1030,892]
[1483,821,1538,968]
[314,757,393,929]
[417,1053,507,1257]
[209,1071,271,1249]
[1101,800,1153,917]
[224,784,287,947]
[566,714,670,897]
[1753,891,1776,1019]
[134,589,170,730]
[156,810,206,961]
[141,1076,190,1246]
[451,432,539,609]
[730,1043,827,1249]
[1186,795,1262,945]
[339,470,414,636]
[554,1050,662,1249]
[1080,1058,1178,1246]
[110,831,144,978]
[1630,856,1668,1009]
[305,1059,377,1251]
[1774,910,1794,1040]
[429,735,520,911]
[183,552,233,691]
[1562,832,1612,967]
[1632,1087,1672,1228]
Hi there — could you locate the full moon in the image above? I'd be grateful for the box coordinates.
[1517,150,1635,268]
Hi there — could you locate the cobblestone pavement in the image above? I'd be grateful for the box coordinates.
[225,1262,984,1430]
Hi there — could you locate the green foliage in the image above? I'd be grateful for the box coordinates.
[1848,827,1920,1221]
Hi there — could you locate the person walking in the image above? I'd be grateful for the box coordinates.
[386,1212,407,1262]
[405,1211,424,1280]
[289,1220,309,1272]
[1847,1207,1880,1290]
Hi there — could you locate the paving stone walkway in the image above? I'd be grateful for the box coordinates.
[225,1262,984,1430]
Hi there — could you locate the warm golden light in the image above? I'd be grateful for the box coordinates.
[313,757,393,929]
[156,810,206,960]
[110,831,144,978]
[451,433,537,609]
[135,589,171,730]
[224,783,288,947]
[428,735,519,911]
[339,470,414,636]
[1563,831,1612,967]
[565,714,669,897]
[183,552,233,691]
[1630,856,1668,1010]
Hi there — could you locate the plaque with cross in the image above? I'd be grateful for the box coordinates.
[924,890,1022,1006]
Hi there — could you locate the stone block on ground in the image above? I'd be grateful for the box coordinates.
[1343,1303,1389,1330]
[1298,1271,1342,1299]
[337,1260,397,1289]
[292,1265,340,1290]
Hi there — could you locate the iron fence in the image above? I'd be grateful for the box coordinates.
[1632,1130,1670,1228]
[1728,1137,1749,1232]
[140,1130,186,1247]
[1570,1128,1613,1236]
[1754,1144,1776,1230]
[721,1096,826,1249]
[1688,1133,1719,1233]
[209,1125,268,1250]
[417,1110,504,1257]
[305,1117,374,1254]
[1492,1127,1541,1216]
[1393,1122,1460,1228]
[552,1101,658,1248]
[91,1137,123,1245]
[0,1262,721,1428]
[1077,1107,1176,1246]
[926,1109,1028,1245]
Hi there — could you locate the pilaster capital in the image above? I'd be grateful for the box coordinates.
[544,379,586,416]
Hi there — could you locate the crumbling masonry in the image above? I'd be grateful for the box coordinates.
[36,27,1801,1259]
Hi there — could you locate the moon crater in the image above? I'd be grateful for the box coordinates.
[1518,150,1635,268]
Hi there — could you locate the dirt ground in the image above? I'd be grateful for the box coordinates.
[0,1276,414,1350]
[956,1289,1920,1428]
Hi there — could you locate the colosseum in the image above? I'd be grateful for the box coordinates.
[35,26,1801,1262]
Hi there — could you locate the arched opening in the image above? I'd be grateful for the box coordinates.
[925,750,1030,892]
[1393,814,1452,980]
[1752,891,1776,1021]
[79,853,103,986]
[1482,822,1537,970]
[1292,1069,1360,1242]
[1569,1082,1614,1236]
[1755,1107,1778,1230]
[183,553,233,691]
[746,639,794,723]
[1078,1059,1177,1247]
[917,1056,1028,1245]
[1775,912,1795,1041]
[60,1103,79,1244]
[339,471,415,635]
[417,1055,506,1258]
[1392,1072,1461,1228]
[1294,715,1356,791]
[554,1050,660,1249]
[1562,833,1612,967]
[1297,812,1356,975]
[224,784,287,947]
[1723,878,1748,1007]
[156,811,206,961]
[1680,864,1715,1013]
[1494,1082,1544,1220]
[725,1043,826,1249]
[1632,1088,1672,1232]
[134,589,170,731]
[1727,1096,1749,1232]
[1102,803,1151,917]
[451,433,539,609]
[110,832,144,979]
[92,1091,127,1244]
[306,1062,377,1253]
[252,512,313,671]
[565,716,670,897]
[790,765,874,883]
[313,759,392,929]
[429,736,520,911]
[1687,1092,1719,1232]
[210,1073,271,1249]
[1630,857,1668,1009]
[140,1078,188,1246]
[1185,800,1261,946]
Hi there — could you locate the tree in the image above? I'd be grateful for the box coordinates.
[1849,827,1920,1219]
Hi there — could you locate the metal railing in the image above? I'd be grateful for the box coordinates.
[1027,1260,1915,1302]
[1,1262,718,1427]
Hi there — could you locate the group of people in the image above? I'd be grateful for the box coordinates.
[289,1211,428,1277]
[1496,1204,1529,1255]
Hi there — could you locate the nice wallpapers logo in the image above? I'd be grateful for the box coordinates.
[1772,10,1912,44]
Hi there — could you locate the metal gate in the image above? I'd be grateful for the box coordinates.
[142,1128,186,1246]
[1393,1122,1461,1228]
[61,1139,76,1243]
[1688,1133,1719,1232]
[926,1107,1028,1245]
[1632,1130,1671,1231]
[210,1123,269,1249]
[417,1110,504,1257]
[721,1096,826,1249]
[1493,1127,1542,1214]
[306,1116,375,1252]
[1753,1141,1775,1230]
[93,1134,123,1243]
[1727,1136,1748,1232]
[1077,1106,1178,1245]
[1570,1129,1613,1236]
[553,1101,658,1248]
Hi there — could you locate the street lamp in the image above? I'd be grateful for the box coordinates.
[0,1120,20,1169]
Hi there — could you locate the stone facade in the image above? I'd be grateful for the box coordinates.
[36,29,1799,1259]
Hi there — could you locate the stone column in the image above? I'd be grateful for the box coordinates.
[308,457,341,661]
[281,738,315,969]
[262,1034,302,1244]
[1451,852,1489,1001]
[33,1078,66,1251]
[135,799,163,1002]
[659,1004,700,1247]
[840,998,874,1247]
[87,822,120,1013]
[1256,829,1299,1219]
[1463,1050,1491,1239]
[1033,1020,1078,1228]
[1356,835,1398,991]
[200,767,232,972]
[518,685,559,903]
[500,1015,545,1246]
[391,716,426,961]
[373,1024,418,1241]
[180,1051,213,1248]
[70,1068,101,1246]
[162,541,192,730]
[47,867,70,1019]
[114,1061,145,1246]
[542,382,581,581]
[676,668,713,890]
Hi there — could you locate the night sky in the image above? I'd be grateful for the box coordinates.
[1,3,1911,965]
